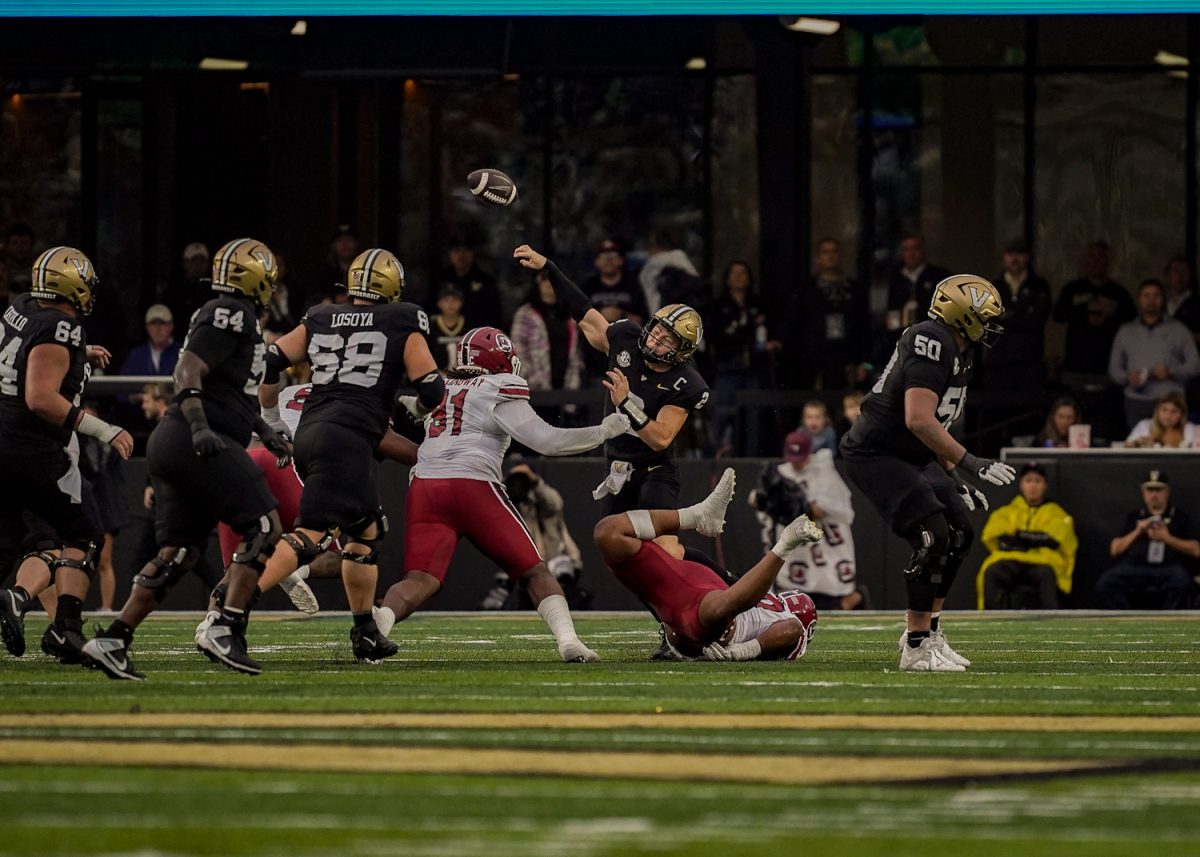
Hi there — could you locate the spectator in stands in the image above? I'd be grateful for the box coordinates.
[120,304,180,380]
[639,229,701,315]
[581,239,647,381]
[749,430,862,611]
[155,242,209,332]
[316,224,360,304]
[834,390,864,438]
[1164,256,1200,344]
[708,261,768,456]
[510,269,585,393]
[437,233,502,329]
[1054,239,1135,379]
[884,233,949,351]
[3,222,35,292]
[480,463,589,611]
[799,400,837,454]
[1108,279,1200,428]
[1096,469,1198,610]
[976,462,1077,609]
[1125,391,1199,448]
[986,238,1051,394]
[803,237,869,391]
[1032,396,1081,448]
[428,285,467,371]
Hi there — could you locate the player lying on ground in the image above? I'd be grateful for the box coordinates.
[373,326,630,663]
[593,468,823,661]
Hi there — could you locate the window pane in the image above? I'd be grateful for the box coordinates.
[96,98,142,330]
[811,74,859,275]
[1039,15,1187,67]
[872,18,1025,67]
[711,74,759,292]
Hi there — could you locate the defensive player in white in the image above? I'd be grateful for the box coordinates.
[374,326,629,663]
[750,430,862,611]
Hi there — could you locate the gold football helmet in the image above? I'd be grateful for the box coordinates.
[347,248,405,303]
[211,238,278,310]
[639,303,703,365]
[928,274,1005,347]
[30,246,98,316]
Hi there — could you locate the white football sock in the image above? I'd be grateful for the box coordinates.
[536,594,579,646]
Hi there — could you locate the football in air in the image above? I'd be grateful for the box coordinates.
[467,168,519,206]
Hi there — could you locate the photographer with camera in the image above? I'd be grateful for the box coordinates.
[480,463,589,611]
[748,431,863,611]
[1096,470,1198,610]
[976,462,1077,609]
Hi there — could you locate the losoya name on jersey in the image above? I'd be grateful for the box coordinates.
[2,306,28,332]
[330,311,376,328]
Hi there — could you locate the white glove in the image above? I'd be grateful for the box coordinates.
[601,412,632,439]
[702,642,735,661]
[260,405,290,439]
[957,480,989,512]
[396,395,425,419]
[959,453,1016,487]
[702,639,762,662]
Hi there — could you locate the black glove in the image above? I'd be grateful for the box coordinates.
[260,427,292,468]
[191,427,226,458]
[1017,529,1060,550]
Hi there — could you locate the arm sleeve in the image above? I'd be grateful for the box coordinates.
[492,399,610,456]
[544,262,594,321]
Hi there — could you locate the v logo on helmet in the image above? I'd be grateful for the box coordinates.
[968,286,990,308]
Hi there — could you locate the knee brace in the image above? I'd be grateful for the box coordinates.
[134,547,198,604]
[281,528,339,567]
[902,514,950,613]
[231,515,282,575]
[937,521,975,599]
[20,549,58,573]
[341,509,388,565]
[51,541,99,580]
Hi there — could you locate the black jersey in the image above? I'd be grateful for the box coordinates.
[174,295,267,447]
[842,320,972,466]
[603,319,709,466]
[298,301,431,444]
[0,293,90,451]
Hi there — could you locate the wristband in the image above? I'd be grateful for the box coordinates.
[174,387,202,405]
[617,396,649,430]
[76,412,124,444]
[63,405,82,431]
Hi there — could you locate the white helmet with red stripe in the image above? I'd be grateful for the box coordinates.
[456,326,522,376]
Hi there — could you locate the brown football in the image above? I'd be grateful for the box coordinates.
[467,168,518,207]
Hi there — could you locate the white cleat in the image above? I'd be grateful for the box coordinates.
[774,515,824,555]
[933,629,971,667]
[559,639,600,663]
[372,606,396,639]
[195,610,219,646]
[899,635,966,672]
[694,468,737,537]
[280,572,320,615]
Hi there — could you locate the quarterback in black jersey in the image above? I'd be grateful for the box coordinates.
[0,247,133,665]
[841,274,1016,672]
[85,238,291,680]
[226,247,442,667]
[514,245,732,653]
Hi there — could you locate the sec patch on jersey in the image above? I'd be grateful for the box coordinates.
[467,169,518,206]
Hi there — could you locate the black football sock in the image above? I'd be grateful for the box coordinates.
[907,630,931,649]
[55,595,83,632]
[352,611,376,630]
[106,619,135,643]
[683,547,738,586]
[930,612,941,632]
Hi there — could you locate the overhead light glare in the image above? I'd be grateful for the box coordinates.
[1155,50,1188,67]
[199,57,249,71]
[291,20,307,36]
[686,57,707,70]
[781,16,841,36]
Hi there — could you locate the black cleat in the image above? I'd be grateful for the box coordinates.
[649,624,690,662]
[196,622,261,675]
[0,589,27,657]
[81,630,145,680]
[351,625,398,664]
[41,624,89,666]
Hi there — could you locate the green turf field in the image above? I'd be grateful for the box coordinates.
[1,612,1198,856]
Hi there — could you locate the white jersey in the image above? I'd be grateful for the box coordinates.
[729,591,815,661]
[277,384,312,436]
[757,451,857,597]
[413,374,527,483]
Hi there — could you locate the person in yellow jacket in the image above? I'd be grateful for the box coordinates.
[977,462,1077,609]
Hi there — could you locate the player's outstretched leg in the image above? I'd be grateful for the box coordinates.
[518,564,598,663]
[896,512,965,673]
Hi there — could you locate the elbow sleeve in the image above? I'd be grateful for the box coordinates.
[414,371,445,411]
[263,343,291,385]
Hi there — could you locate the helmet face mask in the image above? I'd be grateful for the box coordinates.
[927,274,1005,348]
[639,304,703,366]
[30,246,98,316]
[347,248,406,304]
[210,238,278,310]
[456,326,522,376]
